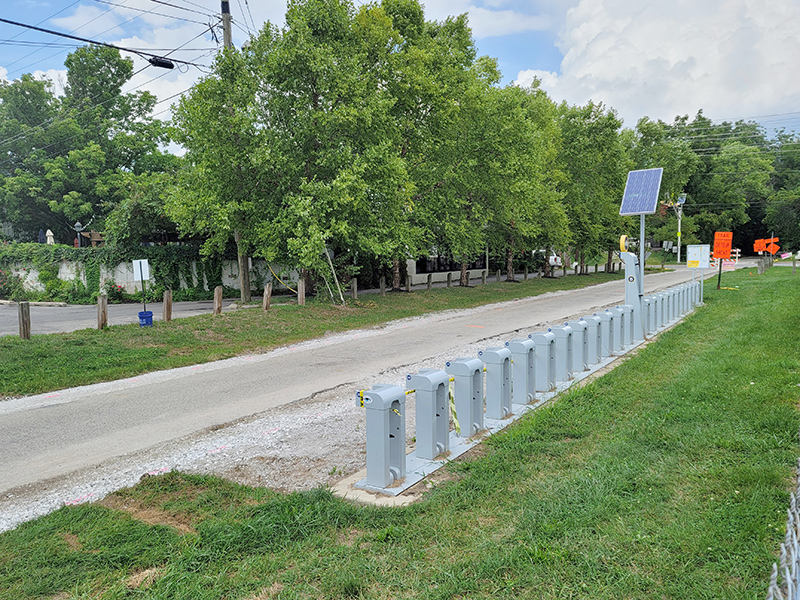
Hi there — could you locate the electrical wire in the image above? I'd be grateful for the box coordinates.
[150,0,217,19]
[0,17,213,69]
[2,0,133,74]
[0,29,215,152]
[91,0,210,26]
[0,0,82,47]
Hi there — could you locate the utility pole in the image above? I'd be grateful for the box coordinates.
[221,0,252,302]
[221,1,232,48]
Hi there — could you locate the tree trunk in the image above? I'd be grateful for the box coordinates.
[459,260,468,286]
[506,247,515,282]
[392,257,401,290]
[606,249,614,273]
[543,259,551,278]
[234,230,251,303]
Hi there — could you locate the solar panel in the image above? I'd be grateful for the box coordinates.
[619,168,663,216]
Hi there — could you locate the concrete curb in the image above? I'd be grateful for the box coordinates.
[0,300,68,307]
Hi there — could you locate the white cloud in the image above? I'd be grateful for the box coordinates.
[418,0,549,38]
[50,4,125,38]
[514,0,800,127]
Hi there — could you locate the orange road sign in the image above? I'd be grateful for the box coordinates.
[767,243,781,255]
[754,239,766,252]
[713,231,733,259]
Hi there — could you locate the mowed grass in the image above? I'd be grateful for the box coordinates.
[1,266,798,599]
[0,271,623,398]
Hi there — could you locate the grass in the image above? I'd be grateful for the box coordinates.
[0,266,798,599]
[0,271,624,398]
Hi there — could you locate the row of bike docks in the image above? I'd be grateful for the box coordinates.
[353,280,703,495]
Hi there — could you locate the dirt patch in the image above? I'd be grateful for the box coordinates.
[62,532,82,551]
[99,496,195,534]
[126,567,163,589]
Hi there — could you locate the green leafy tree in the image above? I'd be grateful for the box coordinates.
[171,0,416,302]
[557,101,630,273]
[0,46,173,243]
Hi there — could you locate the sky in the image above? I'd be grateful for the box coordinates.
[2,0,800,134]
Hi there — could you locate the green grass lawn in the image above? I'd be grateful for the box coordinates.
[0,271,625,399]
[0,267,798,599]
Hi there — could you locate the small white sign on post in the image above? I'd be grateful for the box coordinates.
[686,245,710,269]
[132,259,150,281]
[686,244,710,305]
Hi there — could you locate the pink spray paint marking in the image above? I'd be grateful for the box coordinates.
[65,493,94,506]
[45,393,60,398]
[147,467,169,476]
[207,446,228,454]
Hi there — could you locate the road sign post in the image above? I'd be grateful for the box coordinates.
[686,244,710,303]
[713,232,732,289]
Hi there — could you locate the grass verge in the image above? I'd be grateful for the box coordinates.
[0,271,624,399]
[1,267,798,599]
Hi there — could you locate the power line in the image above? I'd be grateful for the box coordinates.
[149,0,217,19]
[91,0,210,26]
[0,17,211,69]
[2,0,133,74]
[0,31,215,153]
[243,0,258,33]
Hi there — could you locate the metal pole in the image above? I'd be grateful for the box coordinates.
[140,262,147,313]
[676,204,682,264]
[639,214,645,296]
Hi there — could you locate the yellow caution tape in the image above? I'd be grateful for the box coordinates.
[449,385,461,436]
[268,264,298,295]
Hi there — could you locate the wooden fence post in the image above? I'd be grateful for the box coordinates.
[482,270,487,286]
[405,273,412,292]
[427,273,432,291]
[162,290,172,323]
[351,277,358,300]
[379,276,386,297]
[263,282,273,311]
[18,301,30,340]
[297,278,306,305]
[523,266,528,280]
[97,293,108,330]
[213,286,223,315]
[496,269,501,282]
[446,272,452,288]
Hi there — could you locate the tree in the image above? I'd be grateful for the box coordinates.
[0,46,173,242]
[557,101,630,273]
[170,0,415,302]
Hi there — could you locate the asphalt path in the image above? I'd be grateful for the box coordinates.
[0,264,741,496]
[0,299,241,337]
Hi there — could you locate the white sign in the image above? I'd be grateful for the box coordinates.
[132,259,150,281]
[686,244,710,269]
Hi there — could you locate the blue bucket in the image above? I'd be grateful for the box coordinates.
[138,311,153,327]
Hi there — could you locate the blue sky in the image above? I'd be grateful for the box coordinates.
[2,0,800,133]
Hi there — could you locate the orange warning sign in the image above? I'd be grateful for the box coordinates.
[754,239,766,252]
[713,231,733,259]
[767,243,781,255]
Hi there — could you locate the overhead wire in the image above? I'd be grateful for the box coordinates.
[2,0,134,74]
[0,25,216,152]
[0,46,214,170]
[0,18,213,70]
[90,0,210,26]
[150,0,216,17]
